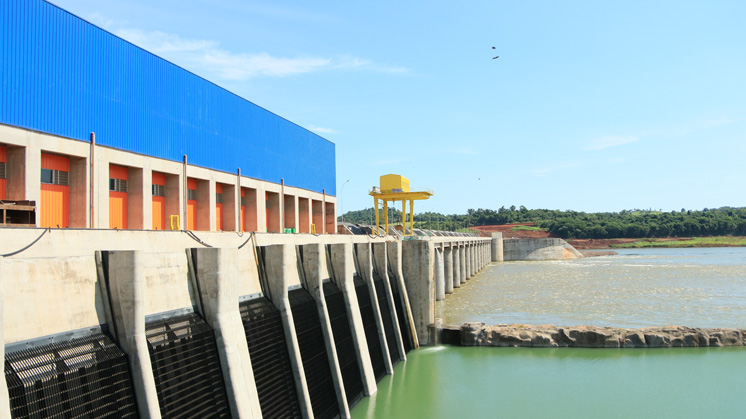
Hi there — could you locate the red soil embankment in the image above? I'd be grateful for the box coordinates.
[472,223,555,239]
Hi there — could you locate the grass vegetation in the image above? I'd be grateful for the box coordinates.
[512,225,545,232]
[611,236,746,248]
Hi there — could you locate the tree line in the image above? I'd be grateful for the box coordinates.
[339,206,746,239]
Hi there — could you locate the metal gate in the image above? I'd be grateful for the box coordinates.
[239,296,302,419]
[353,275,386,381]
[323,281,364,407]
[288,288,339,419]
[145,313,230,418]
[4,332,138,418]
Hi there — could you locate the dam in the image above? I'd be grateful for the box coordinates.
[0,229,492,417]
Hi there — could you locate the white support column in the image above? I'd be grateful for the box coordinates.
[263,244,314,419]
[466,244,472,279]
[458,242,468,285]
[107,251,162,418]
[444,245,454,294]
[192,247,262,419]
[435,247,445,301]
[302,243,350,419]
[492,233,504,262]
[452,244,461,289]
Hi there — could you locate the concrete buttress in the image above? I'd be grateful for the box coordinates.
[401,240,434,345]
[329,243,377,396]
[372,242,407,361]
[106,251,162,418]
[452,244,461,288]
[301,243,350,419]
[458,242,468,284]
[192,247,263,419]
[355,243,394,374]
[263,244,314,419]
[435,247,445,301]
[444,246,454,294]
[385,241,419,349]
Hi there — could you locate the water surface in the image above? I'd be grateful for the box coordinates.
[437,247,746,328]
[352,346,746,419]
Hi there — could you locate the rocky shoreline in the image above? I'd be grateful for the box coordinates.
[442,322,746,348]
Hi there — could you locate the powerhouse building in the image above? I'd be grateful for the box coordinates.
[0,0,337,234]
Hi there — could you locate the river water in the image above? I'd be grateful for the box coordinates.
[351,247,746,418]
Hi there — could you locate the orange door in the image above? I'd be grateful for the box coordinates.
[152,197,165,229]
[0,144,6,200]
[187,201,197,230]
[215,183,223,231]
[187,178,197,230]
[109,192,128,229]
[109,165,128,229]
[240,189,245,232]
[152,172,166,230]
[40,184,68,228]
[266,192,270,231]
[40,153,70,228]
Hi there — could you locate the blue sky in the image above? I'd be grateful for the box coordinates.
[50,0,746,215]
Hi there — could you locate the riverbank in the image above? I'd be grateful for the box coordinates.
[568,236,746,249]
[437,322,746,348]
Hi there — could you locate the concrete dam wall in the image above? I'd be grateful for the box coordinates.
[502,238,583,261]
[0,229,491,418]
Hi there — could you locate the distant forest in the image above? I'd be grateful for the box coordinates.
[339,206,746,239]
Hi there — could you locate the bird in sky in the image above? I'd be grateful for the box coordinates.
[492,46,499,59]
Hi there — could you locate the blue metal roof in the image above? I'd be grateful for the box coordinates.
[1,0,336,195]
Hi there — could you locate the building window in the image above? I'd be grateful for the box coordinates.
[216,192,223,204]
[187,189,197,201]
[109,178,128,192]
[240,196,247,206]
[41,169,69,185]
[0,162,6,179]
[152,184,165,197]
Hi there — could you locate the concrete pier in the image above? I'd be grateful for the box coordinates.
[329,243,378,396]
[373,242,407,362]
[192,247,262,419]
[301,243,350,418]
[444,246,454,294]
[106,251,162,418]
[452,244,461,288]
[263,244,315,419]
[435,247,445,301]
[459,243,467,284]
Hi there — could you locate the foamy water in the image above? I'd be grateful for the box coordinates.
[437,247,746,328]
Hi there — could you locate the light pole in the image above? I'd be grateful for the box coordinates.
[340,179,350,223]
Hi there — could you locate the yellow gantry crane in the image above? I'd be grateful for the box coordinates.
[369,174,433,236]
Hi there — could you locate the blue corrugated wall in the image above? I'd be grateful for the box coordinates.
[0,0,336,195]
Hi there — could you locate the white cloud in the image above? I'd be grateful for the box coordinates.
[86,12,114,29]
[308,125,338,135]
[112,28,408,81]
[585,135,639,151]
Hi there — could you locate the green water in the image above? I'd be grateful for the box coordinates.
[351,248,746,418]
[352,346,746,419]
